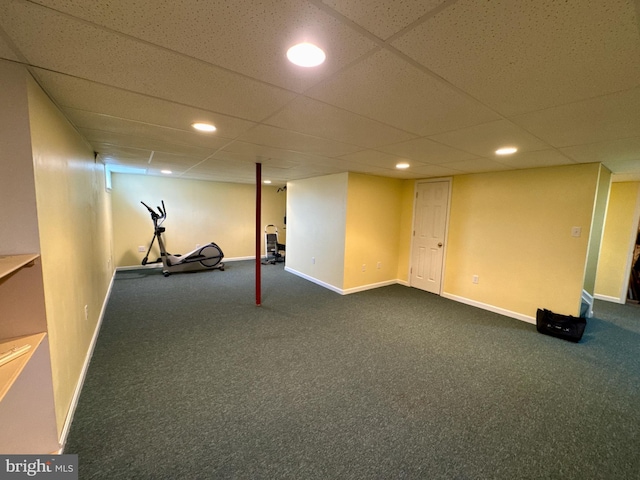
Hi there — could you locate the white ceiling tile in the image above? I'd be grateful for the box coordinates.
[1,1,295,120]
[338,149,417,169]
[306,49,500,136]
[442,158,512,174]
[266,96,417,148]
[392,0,640,115]
[492,149,576,170]
[427,120,549,157]
[236,124,361,158]
[378,137,478,164]
[320,0,447,40]
[410,164,466,178]
[67,110,232,152]
[511,87,640,147]
[560,137,640,165]
[78,128,215,159]
[30,0,377,92]
[0,31,20,61]
[34,69,258,139]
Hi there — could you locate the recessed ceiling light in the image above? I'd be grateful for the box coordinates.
[396,162,410,169]
[263,180,272,184]
[161,170,172,175]
[286,43,326,67]
[495,147,518,155]
[192,122,217,132]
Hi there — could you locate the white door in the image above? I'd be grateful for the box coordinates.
[410,180,450,294]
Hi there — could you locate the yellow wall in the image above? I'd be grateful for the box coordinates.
[111,173,286,267]
[443,164,601,318]
[595,182,640,301]
[27,75,114,436]
[344,174,405,291]
[286,173,348,290]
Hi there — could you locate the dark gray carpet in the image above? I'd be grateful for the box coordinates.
[65,261,640,479]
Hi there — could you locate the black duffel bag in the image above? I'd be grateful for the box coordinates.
[536,308,586,343]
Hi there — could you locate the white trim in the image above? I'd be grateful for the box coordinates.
[594,293,627,304]
[284,266,343,294]
[284,266,405,295]
[581,289,594,318]
[342,280,400,295]
[58,269,116,452]
[441,292,536,324]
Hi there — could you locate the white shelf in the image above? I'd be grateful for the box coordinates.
[0,253,39,279]
[0,332,45,402]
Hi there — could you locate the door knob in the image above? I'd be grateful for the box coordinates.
[438,242,443,247]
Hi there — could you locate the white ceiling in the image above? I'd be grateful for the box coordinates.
[1,0,639,185]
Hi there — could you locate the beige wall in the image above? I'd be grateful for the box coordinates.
[111,173,286,267]
[27,75,114,436]
[595,181,640,302]
[286,173,348,290]
[443,164,602,318]
[0,61,40,254]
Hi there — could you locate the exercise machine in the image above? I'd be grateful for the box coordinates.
[263,224,285,264]
[141,201,224,276]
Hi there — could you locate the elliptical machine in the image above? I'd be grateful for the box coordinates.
[141,201,224,276]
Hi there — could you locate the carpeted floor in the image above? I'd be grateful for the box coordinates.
[65,261,640,479]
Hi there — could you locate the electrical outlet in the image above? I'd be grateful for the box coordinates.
[377,262,382,269]
[362,264,366,272]
[571,226,582,237]
[138,245,145,252]
[84,305,89,321]
[472,275,479,284]
[312,257,315,264]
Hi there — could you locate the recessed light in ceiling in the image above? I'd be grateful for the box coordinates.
[161,170,172,175]
[286,43,326,67]
[263,180,272,184]
[495,147,518,155]
[396,162,410,169]
[192,122,216,132]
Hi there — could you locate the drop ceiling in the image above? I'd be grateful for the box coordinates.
[1,0,639,184]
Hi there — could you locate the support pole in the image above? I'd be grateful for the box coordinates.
[256,162,262,306]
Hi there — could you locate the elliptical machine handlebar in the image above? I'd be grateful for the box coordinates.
[141,201,167,224]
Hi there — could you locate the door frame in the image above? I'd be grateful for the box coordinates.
[408,177,453,294]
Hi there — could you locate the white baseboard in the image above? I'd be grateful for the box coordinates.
[284,267,343,294]
[342,279,400,295]
[58,269,116,452]
[594,293,626,304]
[441,292,536,324]
[284,267,410,295]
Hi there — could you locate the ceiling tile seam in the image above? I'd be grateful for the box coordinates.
[252,45,383,127]
[26,66,266,128]
[20,0,301,97]
[62,109,239,139]
[383,0,462,44]
[550,134,640,150]
[505,84,640,119]
[77,125,232,152]
[0,21,28,63]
